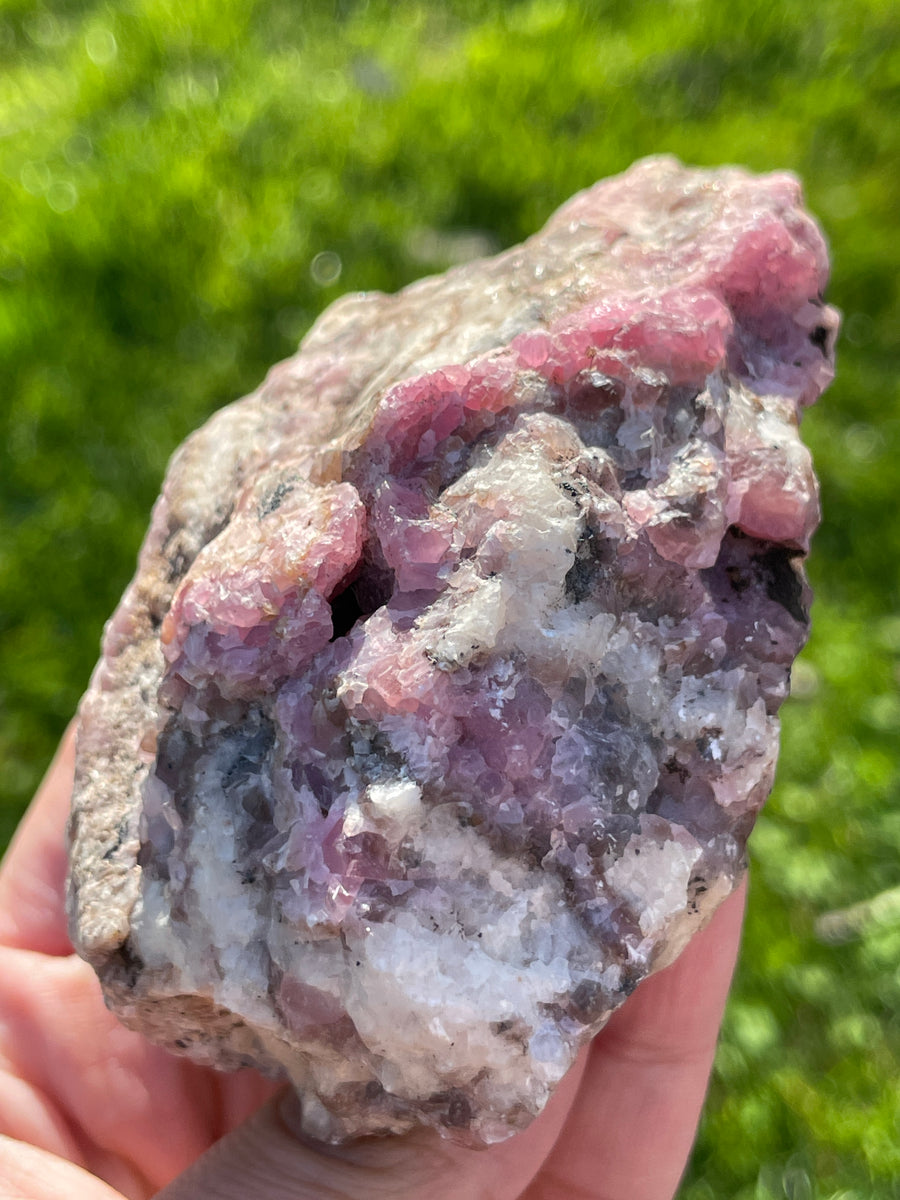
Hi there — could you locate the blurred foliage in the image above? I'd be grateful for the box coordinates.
[1,0,898,1194]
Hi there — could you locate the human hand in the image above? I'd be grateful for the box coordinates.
[0,727,745,1199]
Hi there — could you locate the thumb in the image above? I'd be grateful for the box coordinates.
[153,1061,588,1200]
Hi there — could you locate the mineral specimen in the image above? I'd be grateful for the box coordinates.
[67,156,838,1145]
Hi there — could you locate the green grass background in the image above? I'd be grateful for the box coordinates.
[1,1,898,1195]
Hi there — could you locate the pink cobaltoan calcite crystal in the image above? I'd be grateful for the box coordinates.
[67,157,837,1145]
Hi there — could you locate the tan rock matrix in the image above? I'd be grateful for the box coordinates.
[68,157,837,1145]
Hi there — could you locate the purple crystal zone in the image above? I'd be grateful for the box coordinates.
[68,157,837,1145]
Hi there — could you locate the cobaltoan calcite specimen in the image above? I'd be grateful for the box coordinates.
[68,157,837,1145]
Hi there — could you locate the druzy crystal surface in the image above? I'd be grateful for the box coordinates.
[68,157,837,1145]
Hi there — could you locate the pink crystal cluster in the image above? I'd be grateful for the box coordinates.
[68,158,837,1145]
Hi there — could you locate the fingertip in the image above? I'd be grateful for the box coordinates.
[0,722,78,955]
[518,879,748,1200]
[598,875,747,1064]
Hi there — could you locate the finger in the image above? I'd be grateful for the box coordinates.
[0,946,228,1192]
[520,879,747,1200]
[0,724,77,956]
[152,1047,591,1200]
[0,1134,126,1200]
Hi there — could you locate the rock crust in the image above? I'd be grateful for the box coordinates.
[67,156,837,1145]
